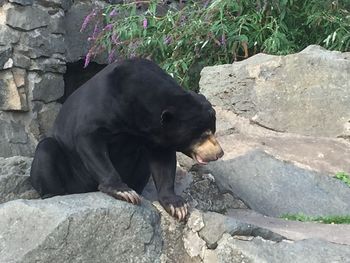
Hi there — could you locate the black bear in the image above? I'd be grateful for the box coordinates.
[30,58,224,220]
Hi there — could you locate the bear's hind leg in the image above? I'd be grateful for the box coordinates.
[30,137,70,198]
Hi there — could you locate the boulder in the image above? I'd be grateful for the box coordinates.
[206,149,350,217]
[211,234,350,263]
[0,193,162,263]
[200,45,350,137]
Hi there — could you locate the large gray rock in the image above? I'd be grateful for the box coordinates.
[0,156,38,203]
[6,6,50,31]
[207,150,350,217]
[212,234,350,263]
[200,45,350,137]
[0,193,162,263]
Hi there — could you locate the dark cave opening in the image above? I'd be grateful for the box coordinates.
[59,60,107,104]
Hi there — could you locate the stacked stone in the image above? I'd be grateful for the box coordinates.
[0,0,105,157]
[0,0,197,158]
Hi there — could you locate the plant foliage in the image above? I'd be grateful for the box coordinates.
[82,0,350,90]
[335,172,350,187]
[282,213,350,224]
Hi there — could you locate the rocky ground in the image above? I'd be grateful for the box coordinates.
[1,46,350,262]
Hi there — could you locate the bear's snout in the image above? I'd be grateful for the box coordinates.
[188,131,224,165]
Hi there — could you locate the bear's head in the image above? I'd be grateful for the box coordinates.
[158,92,224,164]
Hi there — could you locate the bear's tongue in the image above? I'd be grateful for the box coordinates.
[194,154,208,165]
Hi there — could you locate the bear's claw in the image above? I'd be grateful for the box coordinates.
[116,190,141,205]
[174,204,188,221]
[161,196,188,221]
[99,184,142,205]
[169,204,188,221]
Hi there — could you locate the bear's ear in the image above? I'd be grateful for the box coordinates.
[161,108,174,125]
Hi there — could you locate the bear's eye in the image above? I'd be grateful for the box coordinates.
[199,130,211,141]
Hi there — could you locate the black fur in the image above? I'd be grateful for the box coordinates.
[30,58,215,212]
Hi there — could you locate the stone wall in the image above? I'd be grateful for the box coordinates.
[0,0,191,157]
[0,0,106,157]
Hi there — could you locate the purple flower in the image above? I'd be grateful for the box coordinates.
[80,8,97,32]
[84,51,92,68]
[108,49,115,64]
[109,8,118,17]
[203,0,210,8]
[164,36,172,45]
[143,18,148,29]
[221,33,226,46]
[92,24,100,39]
[103,23,113,31]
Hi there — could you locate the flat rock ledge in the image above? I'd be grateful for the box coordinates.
[204,149,350,217]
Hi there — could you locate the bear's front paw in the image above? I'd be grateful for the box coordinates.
[159,195,188,221]
[99,184,142,205]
